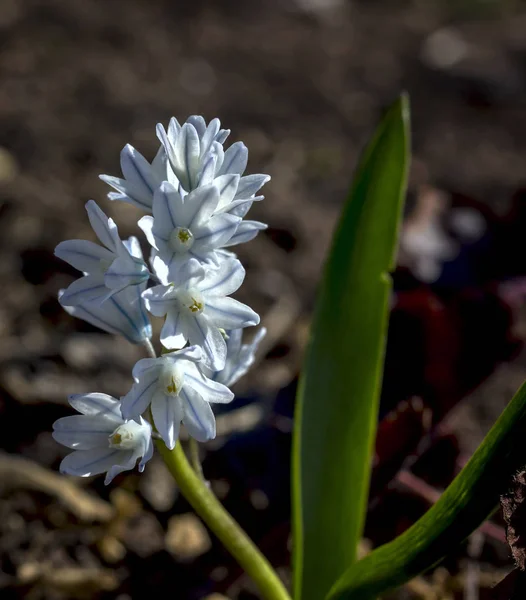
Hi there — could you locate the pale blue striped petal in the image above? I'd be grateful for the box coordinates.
[193,214,240,252]
[185,366,234,404]
[55,240,112,274]
[181,387,216,441]
[205,296,260,329]
[53,415,116,450]
[223,220,267,247]
[234,174,270,200]
[218,142,248,176]
[59,274,107,306]
[199,257,245,297]
[59,447,123,479]
[151,391,183,450]
[67,393,122,419]
[185,314,226,371]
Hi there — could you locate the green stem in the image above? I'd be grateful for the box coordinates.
[188,438,205,480]
[327,381,526,600]
[158,440,291,600]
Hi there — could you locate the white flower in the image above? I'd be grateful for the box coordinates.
[58,281,152,344]
[142,258,259,370]
[56,201,149,306]
[53,393,153,485]
[156,116,232,193]
[211,327,267,387]
[138,181,241,282]
[99,145,174,212]
[120,346,234,448]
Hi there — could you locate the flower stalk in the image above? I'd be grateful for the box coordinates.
[157,440,291,600]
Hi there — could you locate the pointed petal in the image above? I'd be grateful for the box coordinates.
[184,365,234,404]
[174,123,200,191]
[119,144,158,204]
[123,236,144,261]
[99,174,153,212]
[205,296,260,329]
[160,309,187,349]
[151,391,183,449]
[184,184,220,229]
[223,220,268,246]
[142,284,177,317]
[153,181,186,234]
[218,142,248,176]
[67,393,122,418]
[234,174,270,200]
[194,213,240,252]
[120,369,159,420]
[85,200,120,253]
[162,345,203,364]
[138,215,160,250]
[59,447,123,478]
[59,274,107,306]
[185,314,226,370]
[199,257,245,297]
[53,415,116,450]
[200,118,221,157]
[187,115,207,138]
[104,450,139,484]
[104,255,149,291]
[215,174,240,210]
[226,196,263,218]
[181,387,216,441]
[59,285,152,344]
[131,357,161,380]
[55,240,113,274]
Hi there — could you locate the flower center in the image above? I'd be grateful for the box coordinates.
[108,421,143,450]
[159,361,185,397]
[169,227,195,252]
[176,288,205,315]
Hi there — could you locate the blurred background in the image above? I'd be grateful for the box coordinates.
[1,0,526,598]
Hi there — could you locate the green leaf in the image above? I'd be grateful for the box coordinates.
[291,95,410,600]
[327,381,526,600]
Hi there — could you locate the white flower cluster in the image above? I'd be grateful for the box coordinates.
[54,116,268,484]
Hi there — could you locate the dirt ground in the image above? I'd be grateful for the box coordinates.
[1,0,526,598]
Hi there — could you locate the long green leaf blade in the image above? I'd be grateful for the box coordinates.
[327,381,526,600]
[292,95,410,600]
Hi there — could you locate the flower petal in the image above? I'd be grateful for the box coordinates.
[59,447,124,479]
[59,274,107,306]
[199,117,220,157]
[67,393,122,418]
[138,215,160,250]
[160,309,187,349]
[223,220,268,247]
[184,184,220,229]
[85,200,121,253]
[59,285,152,344]
[153,181,186,235]
[184,313,226,370]
[53,415,116,450]
[181,387,216,441]
[173,123,201,191]
[234,174,270,200]
[151,391,183,450]
[104,255,149,292]
[184,365,234,404]
[55,240,113,274]
[120,144,158,200]
[199,257,245,297]
[218,142,248,176]
[215,174,240,211]
[104,449,139,484]
[120,368,159,419]
[193,213,240,252]
[142,284,177,317]
[205,296,260,329]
